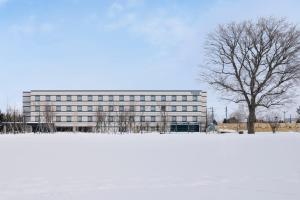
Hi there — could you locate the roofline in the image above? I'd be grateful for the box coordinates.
[25,90,207,93]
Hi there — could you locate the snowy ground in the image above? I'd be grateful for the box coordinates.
[0,132,299,200]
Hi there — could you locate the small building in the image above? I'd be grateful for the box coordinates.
[23,90,207,132]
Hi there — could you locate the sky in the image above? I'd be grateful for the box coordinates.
[0,0,299,120]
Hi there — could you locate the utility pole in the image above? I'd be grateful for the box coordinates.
[283,111,286,122]
[225,106,228,121]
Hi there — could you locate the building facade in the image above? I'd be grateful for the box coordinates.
[23,90,207,132]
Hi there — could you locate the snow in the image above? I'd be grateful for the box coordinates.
[0,132,299,200]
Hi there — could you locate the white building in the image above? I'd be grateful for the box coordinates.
[23,90,207,132]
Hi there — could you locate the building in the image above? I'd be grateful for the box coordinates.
[23,90,207,132]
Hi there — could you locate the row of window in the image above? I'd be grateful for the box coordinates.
[35,116,199,123]
[34,95,199,102]
[35,105,200,112]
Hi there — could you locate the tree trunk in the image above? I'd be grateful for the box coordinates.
[248,107,256,134]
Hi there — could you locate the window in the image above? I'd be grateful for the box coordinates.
[77,116,82,122]
[140,95,145,101]
[98,105,103,112]
[193,106,198,112]
[109,95,114,101]
[88,116,93,122]
[119,95,124,101]
[161,95,166,101]
[193,95,198,101]
[151,116,156,122]
[46,95,51,101]
[182,95,187,101]
[161,105,166,112]
[67,95,72,101]
[45,105,51,112]
[108,116,114,122]
[130,95,135,101]
[172,95,177,101]
[77,95,82,101]
[56,116,61,122]
[56,95,61,101]
[151,105,156,112]
[109,105,114,112]
[88,106,93,112]
[56,106,61,112]
[35,106,40,112]
[98,95,103,101]
[130,106,135,112]
[193,116,198,122]
[88,95,93,101]
[35,95,40,102]
[172,106,177,112]
[140,116,145,122]
[140,105,145,112]
[67,105,72,112]
[151,95,156,101]
[77,105,82,112]
[182,106,187,112]
[67,116,72,122]
[119,105,124,112]
[172,116,177,122]
[129,116,135,122]
[35,116,40,122]
[182,116,187,122]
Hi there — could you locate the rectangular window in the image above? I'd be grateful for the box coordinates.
[35,116,40,122]
[119,105,124,112]
[56,95,61,101]
[140,95,145,101]
[108,116,114,122]
[119,95,124,101]
[46,95,51,102]
[98,95,103,101]
[129,116,135,122]
[172,95,176,101]
[67,95,72,101]
[98,105,103,112]
[193,116,198,122]
[88,106,93,112]
[56,116,61,122]
[45,105,51,112]
[77,105,82,112]
[161,105,166,112]
[182,95,187,101]
[140,105,145,112]
[182,116,187,122]
[151,105,156,112]
[130,95,135,101]
[67,105,72,112]
[77,116,82,122]
[182,106,187,112]
[88,95,93,101]
[109,95,114,101]
[88,116,93,122]
[109,105,114,112]
[172,106,176,112]
[67,116,72,122]
[56,106,61,112]
[130,105,135,112]
[151,116,156,122]
[161,95,166,101]
[140,116,145,122]
[35,95,40,102]
[151,95,156,101]
[172,116,177,122]
[77,95,82,102]
[35,106,40,112]
[193,95,198,101]
[193,106,198,112]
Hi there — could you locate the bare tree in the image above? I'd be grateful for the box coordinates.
[202,17,300,134]
[96,110,107,133]
[230,104,247,132]
[160,104,168,134]
[44,104,56,133]
[267,113,280,133]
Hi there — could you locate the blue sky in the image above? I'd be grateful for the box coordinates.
[0,0,299,119]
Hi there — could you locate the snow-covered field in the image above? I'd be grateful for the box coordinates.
[0,132,299,200]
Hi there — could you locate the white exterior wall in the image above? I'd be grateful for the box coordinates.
[23,90,207,131]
